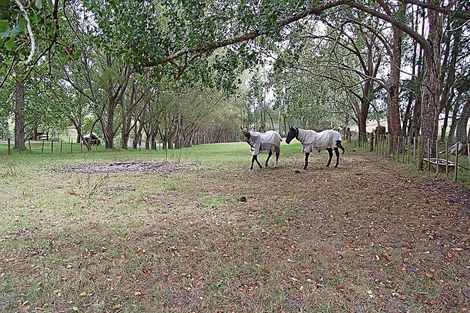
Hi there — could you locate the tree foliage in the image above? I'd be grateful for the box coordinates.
[0,0,469,152]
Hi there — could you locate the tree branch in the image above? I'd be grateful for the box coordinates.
[143,0,352,67]
[399,0,469,20]
[348,2,431,56]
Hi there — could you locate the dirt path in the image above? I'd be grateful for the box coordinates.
[0,151,468,312]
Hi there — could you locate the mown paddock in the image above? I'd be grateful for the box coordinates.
[0,141,469,312]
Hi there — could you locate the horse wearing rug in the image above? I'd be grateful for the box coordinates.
[241,129,281,170]
[286,127,345,170]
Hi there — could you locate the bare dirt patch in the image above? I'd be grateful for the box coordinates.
[63,161,193,174]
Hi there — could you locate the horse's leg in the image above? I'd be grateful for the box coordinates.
[275,151,280,167]
[251,156,255,170]
[334,147,340,167]
[265,151,272,167]
[304,153,310,170]
[254,155,262,168]
[326,148,333,167]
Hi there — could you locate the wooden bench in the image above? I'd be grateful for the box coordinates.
[423,158,456,169]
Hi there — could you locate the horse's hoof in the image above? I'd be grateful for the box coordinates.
[295,170,301,173]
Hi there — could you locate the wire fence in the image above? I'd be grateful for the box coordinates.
[2,132,469,183]
[350,131,470,183]
[0,137,172,157]
[1,139,106,155]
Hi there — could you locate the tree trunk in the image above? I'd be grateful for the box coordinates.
[31,125,38,141]
[167,132,175,149]
[121,99,128,149]
[440,107,450,142]
[133,121,143,149]
[15,79,26,150]
[388,3,406,142]
[448,96,461,143]
[409,9,425,138]
[144,130,150,149]
[104,100,115,149]
[105,124,114,148]
[76,126,82,144]
[456,98,470,143]
[121,81,137,150]
[75,117,83,144]
[402,98,412,137]
[150,133,157,150]
[388,20,403,149]
[358,102,368,142]
[402,24,417,138]
[358,77,372,143]
[439,18,461,142]
[419,5,443,159]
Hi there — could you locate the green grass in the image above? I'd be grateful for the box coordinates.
[272,209,297,225]
[0,141,302,168]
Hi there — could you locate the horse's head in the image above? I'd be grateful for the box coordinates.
[241,128,252,145]
[286,126,298,144]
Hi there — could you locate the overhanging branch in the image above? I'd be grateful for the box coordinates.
[143,0,352,67]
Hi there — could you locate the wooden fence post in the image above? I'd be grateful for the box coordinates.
[445,141,449,177]
[383,135,386,156]
[7,138,10,155]
[378,135,384,155]
[28,139,31,151]
[413,137,416,164]
[435,139,439,175]
[376,133,379,155]
[51,140,54,154]
[380,135,384,155]
[41,140,45,153]
[396,137,399,162]
[60,140,63,154]
[402,137,406,163]
[386,135,389,157]
[407,137,411,163]
[454,149,459,181]
[417,136,424,170]
[369,132,374,152]
[378,135,381,155]
[401,137,404,162]
[70,141,73,153]
[397,136,405,162]
[427,138,431,172]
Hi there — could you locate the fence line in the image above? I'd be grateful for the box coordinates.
[351,131,469,183]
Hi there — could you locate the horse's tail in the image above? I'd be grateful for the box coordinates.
[337,140,345,154]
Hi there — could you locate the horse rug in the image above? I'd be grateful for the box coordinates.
[298,129,342,153]
[249,131,281,156]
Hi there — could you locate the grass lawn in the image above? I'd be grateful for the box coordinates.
[0,142,469,312]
